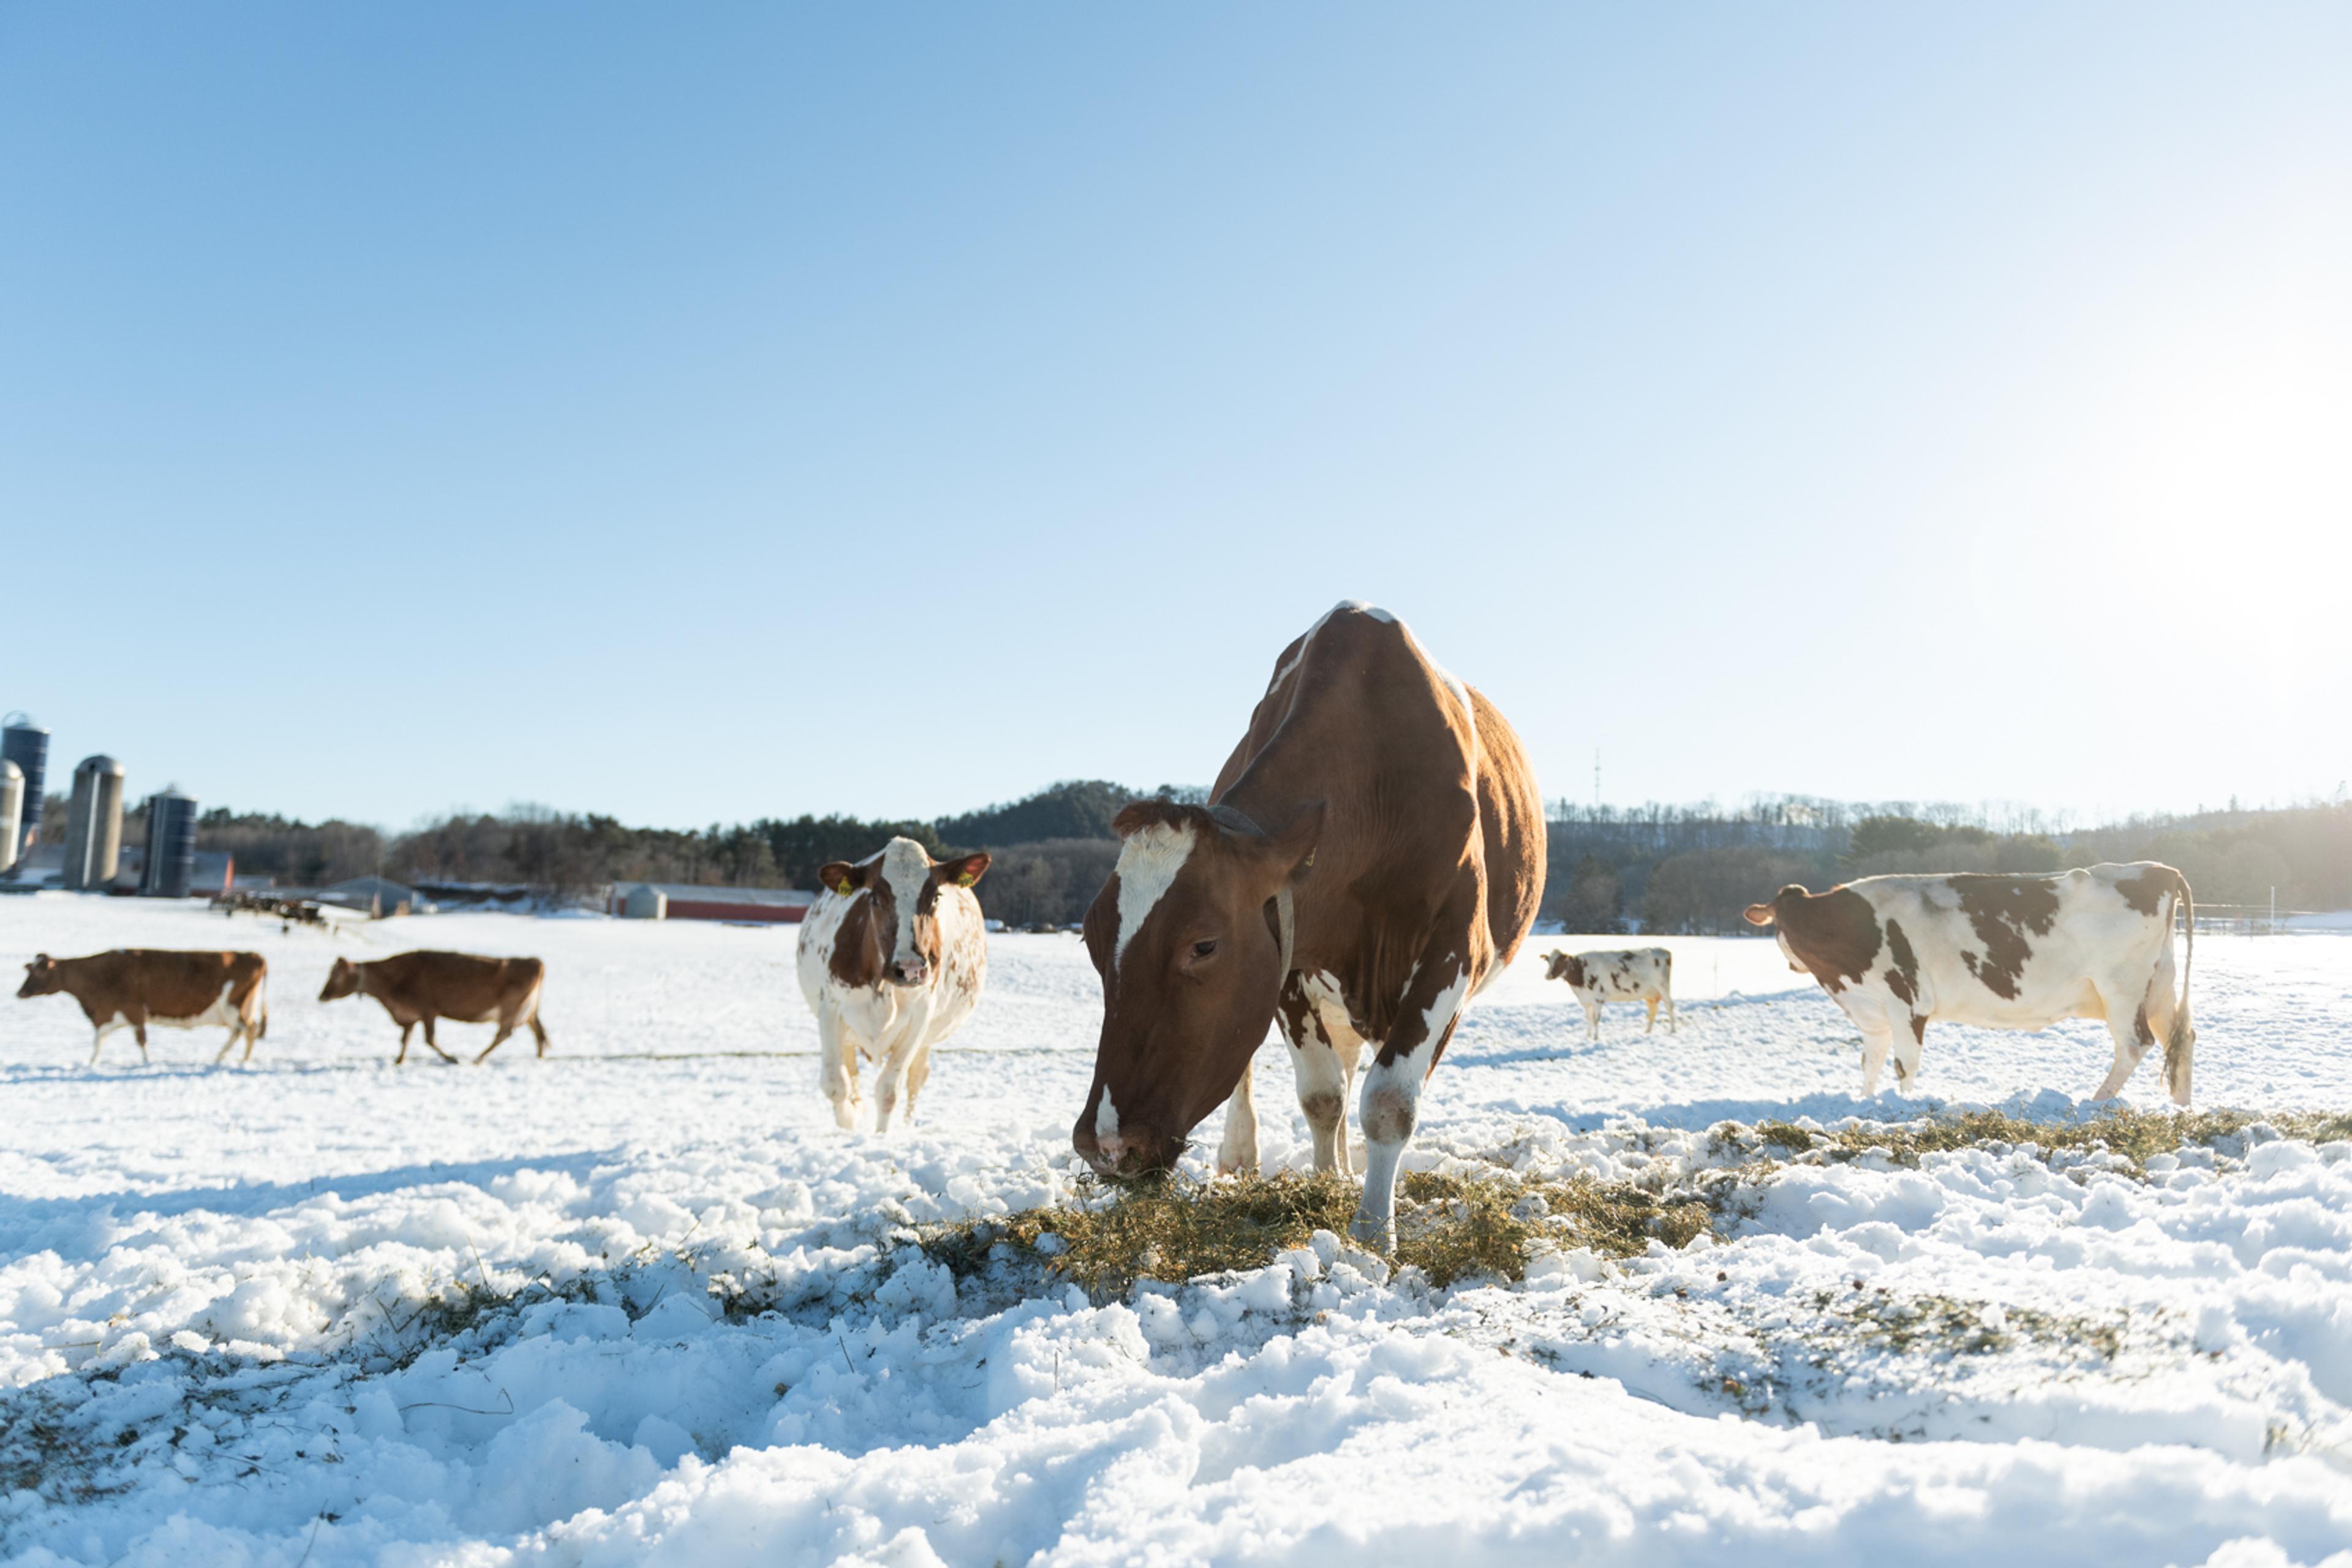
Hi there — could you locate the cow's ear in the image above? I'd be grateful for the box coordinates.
[934,852,990,889]
[1742,903,1777,927]
[819,862,867,897]
[1251,799,1325,886]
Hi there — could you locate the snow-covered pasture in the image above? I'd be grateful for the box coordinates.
[4,893,2352,1566]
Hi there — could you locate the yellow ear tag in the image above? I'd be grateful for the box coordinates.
[956,872,976,888]
[835,879,854,895]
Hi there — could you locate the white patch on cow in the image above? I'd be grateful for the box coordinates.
[1095,1085,1120,1144]
[1112,822,1197,972]
[879,838,933,970]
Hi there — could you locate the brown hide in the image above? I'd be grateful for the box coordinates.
[325,951,545,1027]
[18,949,266,1026]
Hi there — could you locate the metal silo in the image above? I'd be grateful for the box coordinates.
[62,755,127,891]
[1,715,47,847]
[0,760,20,873]
[141,788,198,898]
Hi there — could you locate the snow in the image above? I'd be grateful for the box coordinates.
[5,893,2352,1566]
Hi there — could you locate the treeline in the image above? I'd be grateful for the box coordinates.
[1544,794,2352,934]
[178,782,2352,933]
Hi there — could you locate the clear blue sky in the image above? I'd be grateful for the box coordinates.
[4,4,2345,831]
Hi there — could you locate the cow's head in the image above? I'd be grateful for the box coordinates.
[1743,884,1809,971]
[319,957,363,1001]
[18,955,59,998]
[818,837,992,988]
[1072,799,1323,1178]
[1543,950,1586,986]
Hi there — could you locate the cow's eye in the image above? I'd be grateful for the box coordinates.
[1191,940,1218,960]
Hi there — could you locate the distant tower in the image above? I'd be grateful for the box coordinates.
[61,755,127,891]
[0,759,21,873]
[141,788,198,899]
[1,715,47,846]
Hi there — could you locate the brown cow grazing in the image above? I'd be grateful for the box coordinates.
[18,949,270,1065]
[320,952,550,1064]
[1072,601,1546,1250]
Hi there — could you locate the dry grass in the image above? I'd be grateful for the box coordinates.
[1741,1106,2352,1175]
[919,1166,1717,1295]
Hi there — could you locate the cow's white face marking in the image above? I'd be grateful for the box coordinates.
[1112,821,1196,973]
[1095,1085,1120,1144]
[879,838,934,973]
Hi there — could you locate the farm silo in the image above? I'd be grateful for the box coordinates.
[61,755,127,891]
[0,760,21,872]
[1,715,47,846]
[141,788,198,899]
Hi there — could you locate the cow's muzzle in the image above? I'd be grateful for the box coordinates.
[1071,1117,1178,1180]
[889,959,931,987]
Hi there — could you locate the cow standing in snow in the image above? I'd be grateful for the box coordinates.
[18,949,270,1065]
[795,837,992,1132]
[1743,862,2195,1103]
[1544,948,1675,1039]
[1069,601,1546,1251]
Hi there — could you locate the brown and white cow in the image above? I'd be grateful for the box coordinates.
[1071,601,1545,1250]
[795,837,992,1131]
[1544,947,1675,1039]
[320,951,550,1064]
[18,949,270,1065]
[1743,862,2195,1103]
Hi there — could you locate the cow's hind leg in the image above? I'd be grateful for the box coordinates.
[1281,976,1365,1176]
[133,1022,150,1066]
[2090,984,2153,1102]
[1643,997,1659,1035]
[474,1022,517,1064]
[1889,1012,1926,1093]
[529,1014,551,1058]
[215,1027,240,1066]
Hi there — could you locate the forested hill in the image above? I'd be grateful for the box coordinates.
[88,782,2352,933]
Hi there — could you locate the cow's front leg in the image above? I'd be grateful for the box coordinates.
[1583,1000,1601,1042]
[1352,939,1474,1251]
[394,1020,415,1065]
[1858,1017,1893,1095]
[133,1021,150,1065]
[1889,1011,1924,1091]
[873,1027,926,1133]
[420,1017,459,1064]
[1216,1055,1259,1175]
[1278,975,1357,1175]
[816,1008,862,1131]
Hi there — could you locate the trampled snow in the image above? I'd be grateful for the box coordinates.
[4,894,2351,1565]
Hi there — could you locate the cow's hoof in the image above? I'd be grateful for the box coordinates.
[1346,1210,1394,1253]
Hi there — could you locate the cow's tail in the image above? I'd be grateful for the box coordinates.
[252,971,270,1041]
[2165,867,2195,1104]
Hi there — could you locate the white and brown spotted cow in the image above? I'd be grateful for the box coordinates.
[19,949,270,1065]
[320,951,550,1064]
[795,837,991,1132]
[1743,862,2195,1103]
[1071,601,1546,1250]
[1544,947,1675,1039]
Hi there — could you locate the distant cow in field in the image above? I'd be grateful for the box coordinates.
[18,949,269,1065]
[796,837,992,1132]
[320,951,550,1064]
[1544,947,1675,1039]
[1743,862,2195,1103]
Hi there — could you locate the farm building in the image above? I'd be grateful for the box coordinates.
[608,883,815,924]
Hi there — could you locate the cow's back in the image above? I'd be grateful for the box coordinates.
[1468,687,1545,990]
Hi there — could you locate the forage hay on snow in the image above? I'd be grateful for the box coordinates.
[919,1168,1717,1294]
[1733,1107,2352,1178]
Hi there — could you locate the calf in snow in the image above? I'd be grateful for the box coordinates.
[796,837,992,1131]
[320,951,551,1064]
[1743,862,2195,1102]
[1544,947,1675,1039]
[19,949,269,1065]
